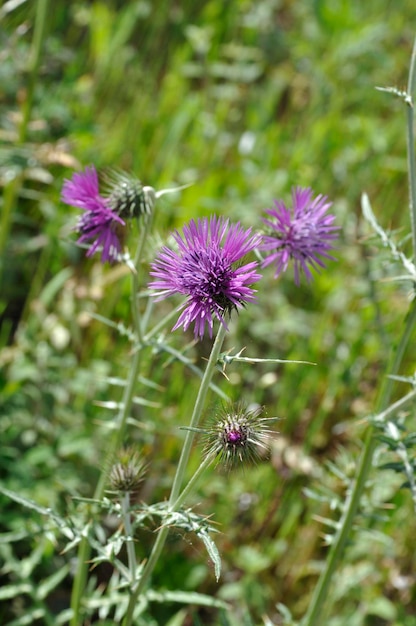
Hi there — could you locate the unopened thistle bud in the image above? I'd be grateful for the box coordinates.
[203,403,277,469]
[108,448,145,496]
[103,170,155,219]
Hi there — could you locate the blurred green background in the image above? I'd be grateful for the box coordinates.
[1,1,416,624]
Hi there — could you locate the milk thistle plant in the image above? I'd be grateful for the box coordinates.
[59,100,416,621]
[3,36,416,626]
[56,163,340,625]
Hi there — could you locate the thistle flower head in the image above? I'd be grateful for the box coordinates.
[203,403,276,469]
[61,166,153,263]
[260,186,340,284]
[108,448,146,496]
[148,216,261,339]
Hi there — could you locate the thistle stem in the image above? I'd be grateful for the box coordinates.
[302,300,416,626]
[70,214,153,626]
[168,323,227,505]
[407,36,416,265]
[172,452,214,511]
[303,40,416,624]
[121,323,227,626]
[121,492,138,583]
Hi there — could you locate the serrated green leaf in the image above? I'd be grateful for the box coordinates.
[0,529,30,543]
[6,608,46,626]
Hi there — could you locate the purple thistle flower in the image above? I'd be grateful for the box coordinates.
[149,216,261,339]
[260,186,340,285]
[61,166,125,263]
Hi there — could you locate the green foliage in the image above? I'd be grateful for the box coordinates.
[2,0,416,624]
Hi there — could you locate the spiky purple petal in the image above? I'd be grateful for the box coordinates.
[61,166,125,263]
[260,186,340,284]
[149,216,261,339]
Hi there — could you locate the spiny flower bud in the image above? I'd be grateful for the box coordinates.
[103,170,155,219]
[202,403,277,469]
[108,448,145,496]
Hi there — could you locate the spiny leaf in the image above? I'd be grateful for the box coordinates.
[197,527,222,581]
[0,486,76,540]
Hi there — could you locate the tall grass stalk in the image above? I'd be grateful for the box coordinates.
[0,0,49,278]
[302,39,416,626]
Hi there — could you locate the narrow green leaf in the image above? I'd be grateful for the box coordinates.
[0,485,76,540]
[198,529,221,582]
[0,582,32,600]
[146,588,228,609]
[37,563,71,600]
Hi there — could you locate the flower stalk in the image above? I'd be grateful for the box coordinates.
[407,36,416,265]
[121,492,138,584]
[302,41,416,623]
[302,300,416,626]
[69,194,154,626]
[121,323,228,626]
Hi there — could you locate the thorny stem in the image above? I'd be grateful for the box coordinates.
[303,39,416,626]
[70,209,154,626]
[407,36,416,265]
[121,492,138,583]
[302,290,416,626]
[171,452,214,510]
[168,324,228,505]
[121,324,227,626]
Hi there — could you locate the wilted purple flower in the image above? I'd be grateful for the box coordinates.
[149,216,261,339]
[61,166,125,263]
[260,187,340,284]
[202,403,276,469]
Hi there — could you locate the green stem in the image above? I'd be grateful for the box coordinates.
[122,492,138,583]
[70,215,153,625]
[131,214,153,344]
[407,36,416,265]
[168,323,227,505]
[69,341,144,626]
[303,40,416,624]
[172,452,214,510]
[0,0,49,275]
[121,323,227,626]
[302,301,416,626]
